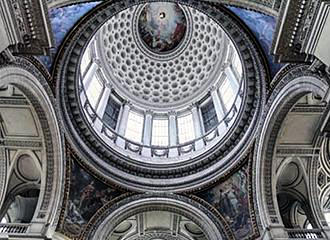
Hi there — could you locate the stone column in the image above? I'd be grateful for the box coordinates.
[225,64,240,93]
[210,86,227,137]
[93,84,112,132]
[141,110,153,156]
[83,58,100,91]
[190,103,204,150]
[210,86,225,122]
[80,58,100,106]
[116,101,131,148]
[168,111,178,157]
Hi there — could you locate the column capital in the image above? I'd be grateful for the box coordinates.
[209,86,217,93]
[220,62,231,72]
[122,100,132,108]
[105,82,113,89]
[168,110,177,117]
[93,57,102,66]
[188,102,199,111]
[145,109,154,116]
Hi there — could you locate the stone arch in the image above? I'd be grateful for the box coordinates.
[0,57,65,237]
[254,64,330,239]
[81,193,226,240]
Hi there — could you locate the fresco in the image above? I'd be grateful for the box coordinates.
[138,2,187,53]
[229,7,283,77]
[63,159,122,237]
[39,1,101,69]
[39,2,283,77]
[198,164,253,239]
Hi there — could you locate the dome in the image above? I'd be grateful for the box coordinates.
[94,2,237,110]
[57,0,266,191]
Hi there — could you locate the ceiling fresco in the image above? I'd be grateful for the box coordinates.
[58,152,125,238]
[40,1,283,79]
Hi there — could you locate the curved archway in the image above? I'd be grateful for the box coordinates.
[0,57,65,237]
[81,193,226,240]
[254,64,330,239]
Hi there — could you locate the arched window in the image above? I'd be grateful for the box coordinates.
[219,77,235,111]
[80,44,92,77]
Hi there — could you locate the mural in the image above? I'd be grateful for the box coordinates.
[229,7,283,77]
[62,159,122,237]
[198,164,253,239]
[39,1,101,69]
[40,2,283,78]
[138,2,187,53]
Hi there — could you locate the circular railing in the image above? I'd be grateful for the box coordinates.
[80,76,243,161]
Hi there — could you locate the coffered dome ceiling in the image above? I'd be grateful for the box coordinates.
[98,2,228,110]
[56,0,267,191]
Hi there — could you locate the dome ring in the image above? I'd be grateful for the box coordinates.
[55,0,267,192]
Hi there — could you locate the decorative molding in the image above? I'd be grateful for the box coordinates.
[55,0,267,192]
[80,193,226,240]
[254,63,329,236]
[0,139,43,149]
[0,98,29,106]
[276,147,320,156]
[0,56,65,236]
[0,0,54,55]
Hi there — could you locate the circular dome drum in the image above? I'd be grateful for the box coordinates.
[56,0,267,192]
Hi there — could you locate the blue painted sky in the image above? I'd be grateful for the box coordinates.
[41,2,282,77]
[39,1,102,69]
[229,6,283,77]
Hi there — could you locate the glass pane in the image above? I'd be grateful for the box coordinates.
[125,111,144,142]
[103,97,121,130]
[178,114,195,144]
[219,78,235,111]
[201,101,218,132]
[152,119,169,146]
[81,46,91,76]
[86,75,103,109]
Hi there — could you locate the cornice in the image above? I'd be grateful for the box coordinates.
[54,0,267,192]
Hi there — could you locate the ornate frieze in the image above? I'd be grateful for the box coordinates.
[47,0,283,16]
[272,0,330,66]
[0,0,54,55]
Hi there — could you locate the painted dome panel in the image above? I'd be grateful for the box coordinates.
[138,2,187,54]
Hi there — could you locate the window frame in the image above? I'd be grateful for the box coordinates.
[151,116,169,147]
[177,112,195,144]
